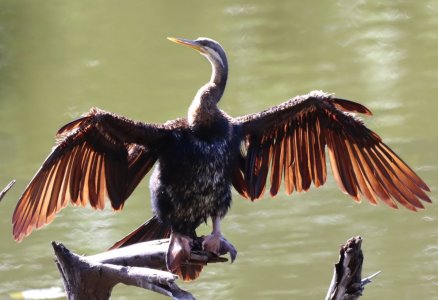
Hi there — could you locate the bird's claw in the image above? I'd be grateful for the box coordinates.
[202,233,237,262]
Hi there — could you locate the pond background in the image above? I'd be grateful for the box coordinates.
[0,1,437,299]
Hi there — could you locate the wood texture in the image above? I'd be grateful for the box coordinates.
[0,180,15,202]
[52,239,227,299]
[325,236,380,300]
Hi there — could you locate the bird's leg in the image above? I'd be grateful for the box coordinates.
[166,232,193,275]
[202,215,222,254]
[202,216,237,262]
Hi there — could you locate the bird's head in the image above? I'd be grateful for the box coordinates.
[168,37,227,70]
[168,37,228,86]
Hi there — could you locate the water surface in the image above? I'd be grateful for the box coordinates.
[0,1,437,299]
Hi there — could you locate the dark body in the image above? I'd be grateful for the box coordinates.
[150,117,240,235]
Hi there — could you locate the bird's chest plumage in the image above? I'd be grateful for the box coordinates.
[150,125,239,233]
[162,134,231,194]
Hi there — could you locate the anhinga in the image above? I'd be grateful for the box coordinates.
[12,37,430,281]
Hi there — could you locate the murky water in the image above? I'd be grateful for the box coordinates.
[1,1,437,299]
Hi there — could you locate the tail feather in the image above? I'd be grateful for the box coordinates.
[109,216,171,250]
[109,216,203,281]
[180,263,203,281]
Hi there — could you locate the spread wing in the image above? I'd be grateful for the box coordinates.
[231,91,430,211]
[12,108,175,241]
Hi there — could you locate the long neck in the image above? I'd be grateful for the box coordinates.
[188,56,228,127]
[209,57,228,95]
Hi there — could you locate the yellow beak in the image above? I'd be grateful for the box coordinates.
[167,37,206,53]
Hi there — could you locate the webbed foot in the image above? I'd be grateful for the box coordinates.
[166,232,204,281]
[166,233,192,272]
[202,233,237,262]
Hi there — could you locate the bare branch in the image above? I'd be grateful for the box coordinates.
[325,236,380,300]
[0,180,15,202]
[52,239,227,299]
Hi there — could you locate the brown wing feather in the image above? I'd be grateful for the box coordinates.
[283,134,294,194]
[232,91,430,210]
[13,108,170,242]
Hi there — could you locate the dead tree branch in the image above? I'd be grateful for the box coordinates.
[325,236,380,300]
[52,239,227,300]
[52,233,380,299]
[0,179,15,202]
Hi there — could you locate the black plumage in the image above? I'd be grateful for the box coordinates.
[13,37,430,281]
[149,117,239,235]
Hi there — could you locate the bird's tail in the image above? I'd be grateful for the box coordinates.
[108,216,171,250]
[108,216,203,281]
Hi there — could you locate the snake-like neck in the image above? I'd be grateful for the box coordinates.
[188,50,228,128]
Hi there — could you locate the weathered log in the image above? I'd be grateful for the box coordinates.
[52,234,380,299]
[52,239,227,300]
[325,236,381,300]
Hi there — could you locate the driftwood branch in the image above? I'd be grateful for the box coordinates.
[325,236,380,300]
[52,234,380,299]
[0,179,15,202]
[52,239,227,300]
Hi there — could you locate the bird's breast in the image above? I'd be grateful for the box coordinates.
[149,129,239,227]
[159,131,235,187]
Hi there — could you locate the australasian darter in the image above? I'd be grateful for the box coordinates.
[12,37,431,281]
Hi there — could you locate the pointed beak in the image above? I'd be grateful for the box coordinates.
[167,37,206,53]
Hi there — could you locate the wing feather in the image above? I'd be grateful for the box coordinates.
[284,134,294,194]
[374,145,430,202]
[299,122,311,191]
[269,131,284,196]
[343,137,372,203]
[13,108,171,241]
[232,91,430,210]
[293,128,303,192]
[256,142,270,197]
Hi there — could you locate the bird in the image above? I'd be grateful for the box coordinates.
[12,37,431,281]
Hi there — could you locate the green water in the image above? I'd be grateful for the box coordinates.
[1,1,437,299]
